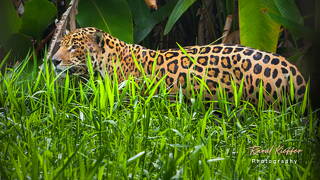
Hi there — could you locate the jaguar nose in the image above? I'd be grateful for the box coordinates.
[52,59,61,66]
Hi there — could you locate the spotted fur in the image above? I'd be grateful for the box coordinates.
[52,27,306,103]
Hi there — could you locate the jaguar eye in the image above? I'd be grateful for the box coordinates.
[68,45,78,52]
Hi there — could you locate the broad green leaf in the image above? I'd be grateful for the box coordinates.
[272,0,303,25]
[20,0,57,39]
[164,0,197,35]
[0,0,22,44]
[239,0,281,52]
[267,12,313,38]
[4,33,32,61]
[77,0,133,43]
[264,0,311,38]
[127,0,177,43]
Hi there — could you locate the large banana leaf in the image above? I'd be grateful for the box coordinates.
[77,0,133,43]
[239,0,281,52]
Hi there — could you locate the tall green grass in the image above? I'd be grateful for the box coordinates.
[0,53,318,179]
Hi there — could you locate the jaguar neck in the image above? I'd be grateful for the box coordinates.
[118,43,160,75]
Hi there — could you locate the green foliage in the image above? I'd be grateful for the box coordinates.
[164,0,197,35]
[127,0,177,43]
[239,0,281,52]
[5,34,33,61]
[77,0,199,43]
[238,0,311,52]
[0,0,21,44]
[272,0,303,25]
[20,0,57,40]
[264,0,313,39]
[0,53,318,179]
[77,0,133,43]
[1,0,310,65]
[0,0,57,61]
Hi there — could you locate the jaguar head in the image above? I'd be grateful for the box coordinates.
[51,28,105,76]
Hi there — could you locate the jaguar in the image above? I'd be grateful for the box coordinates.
[52,27,306,104]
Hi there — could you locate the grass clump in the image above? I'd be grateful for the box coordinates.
[0,53,319,179]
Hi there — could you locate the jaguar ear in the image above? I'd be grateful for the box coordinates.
[94,31,104,45]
